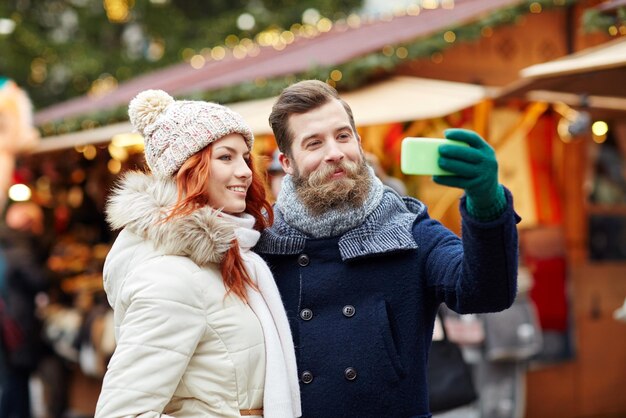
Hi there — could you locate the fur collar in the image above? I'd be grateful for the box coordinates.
[105,171,234,265]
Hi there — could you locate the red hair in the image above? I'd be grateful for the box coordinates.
[165,145,274,302]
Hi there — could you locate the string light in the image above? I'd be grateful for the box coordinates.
[147,40,164,61]
[211,46,226,60]
[443,31,456,43]
[88,74,118,96]
[592,121,609,137]
[30,58,47,84]
[190,54,205,69]
[108,159,122,174]
[237,13,255,31]
[431,52,444,63]
[441,0,455,9]
[330,70,342,81]
[83,145,97,160]
[232,45,247,59]
[302,8,321,25]
[8,184,31,202]
[225,34,239,48]
[347,14,361,28]
[181,48,195,61]
[317,18,333,32]
[280,31,295,44]
[407,6,421,16]
[0,18,16,35]
[103,0,132,23]
[396,47,408,58]
[422,0,439,10]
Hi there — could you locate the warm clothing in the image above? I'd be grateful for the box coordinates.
[0,226,50,418]
[0,227,49,371]
[275,167,384,238]
[96,172,300,418]
[232,215,301,417]
[256,183,520,418]
[128,90,255,177]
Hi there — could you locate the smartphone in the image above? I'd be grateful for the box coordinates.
[400,137,469,176]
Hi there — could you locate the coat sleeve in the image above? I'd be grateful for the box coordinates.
[95,258,207,418]
[418,187,519,314]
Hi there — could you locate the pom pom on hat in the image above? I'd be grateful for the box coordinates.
[128,89,174,133]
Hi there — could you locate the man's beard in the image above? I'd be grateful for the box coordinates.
[292,158,371,216]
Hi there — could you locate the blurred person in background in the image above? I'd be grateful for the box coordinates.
[0,202,50,418]
[267,149,286,201]
[256,79,520,417]
[96,90,300,417]
[0,77,40,210]
[364,151,407,195]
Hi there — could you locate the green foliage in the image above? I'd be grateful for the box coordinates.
[3,0,578,137]
[582,6,626,33]
[0,0,361,109]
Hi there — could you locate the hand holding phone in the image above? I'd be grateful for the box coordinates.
[400,137,469,176]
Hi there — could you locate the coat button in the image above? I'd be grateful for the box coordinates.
[344,367,357,381]
[342,305,356,318]
[301,371,314,384]
[300,308,313,321]
[297,254,310,267]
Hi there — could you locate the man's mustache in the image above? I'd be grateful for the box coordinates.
[307,160,361,186]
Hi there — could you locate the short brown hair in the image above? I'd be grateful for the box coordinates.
[269,80,357,156]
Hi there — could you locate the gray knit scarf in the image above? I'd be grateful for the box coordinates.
[275,166,384,239]
[258,168,426,260]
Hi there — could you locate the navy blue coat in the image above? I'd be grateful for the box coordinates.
[257,191,519,418]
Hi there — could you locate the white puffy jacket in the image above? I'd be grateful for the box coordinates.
[95,172,300,418]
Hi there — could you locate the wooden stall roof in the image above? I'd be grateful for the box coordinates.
[34,76,488,153]
[34,0,520,126]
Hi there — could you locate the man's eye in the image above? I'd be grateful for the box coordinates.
[306,140,321,148]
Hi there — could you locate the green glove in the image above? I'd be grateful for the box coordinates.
[433,128,506,221]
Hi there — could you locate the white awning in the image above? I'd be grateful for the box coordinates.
[497,38,626,109]
[520,37,626,79]
[34,76,488,153]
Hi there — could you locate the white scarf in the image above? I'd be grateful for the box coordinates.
[222,213,302,418]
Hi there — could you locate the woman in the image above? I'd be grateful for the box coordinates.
[95,90,301,418]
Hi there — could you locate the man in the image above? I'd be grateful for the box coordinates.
[0,202,50,418]
[255,80,519,418]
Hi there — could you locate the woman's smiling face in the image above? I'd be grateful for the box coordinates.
[206,133,252,214]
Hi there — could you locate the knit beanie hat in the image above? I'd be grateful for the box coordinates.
[128,89,254,177]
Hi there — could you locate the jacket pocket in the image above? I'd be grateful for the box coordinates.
[376,299,406,382]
